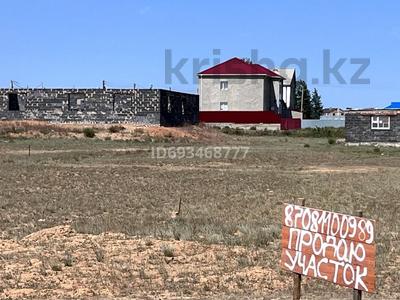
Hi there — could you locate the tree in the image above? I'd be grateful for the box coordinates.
[241,58,253,64]
[310,88,323,119]
[294,80,312,119]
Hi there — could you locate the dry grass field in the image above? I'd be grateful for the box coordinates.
[0,121,399,299]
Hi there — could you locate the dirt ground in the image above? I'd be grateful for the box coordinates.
[0,225,288,299]
[0,122,399,299]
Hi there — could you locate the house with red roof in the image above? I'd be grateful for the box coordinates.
[198,58,299,129]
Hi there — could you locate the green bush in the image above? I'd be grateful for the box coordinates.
[294,127,344,138]
[51,263,62,272]
[134,128,144,134]
[63,252,74,267]
[83,127,95,138]
[94,247,105,262]
[221,126,233,134]
[234,128,245,135]
[328,138,336,145]
[250,126,257,130]
[304,143,310,148]
[161,244,175,257]
[108,125,125,133]
[218,126,344,138]
[221,127,257,136]
[373,147,381,154]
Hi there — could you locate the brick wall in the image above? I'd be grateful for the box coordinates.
[345,113,400,142]
[0,88,199,125]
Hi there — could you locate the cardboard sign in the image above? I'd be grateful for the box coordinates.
[281,204,376,293]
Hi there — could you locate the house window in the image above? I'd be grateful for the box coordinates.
[371,116,390,130]
[220,102,228,111]
[220,81,228,90]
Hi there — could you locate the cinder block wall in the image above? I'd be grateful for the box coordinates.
[0,88,198,125]
[160,90,199,126]
[345,114,400,142]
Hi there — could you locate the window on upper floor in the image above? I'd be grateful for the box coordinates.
[220,102,228,111]
[371,116,390,130]
[220,81,228,91]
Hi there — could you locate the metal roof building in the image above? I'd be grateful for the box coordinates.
[385,102,400,109]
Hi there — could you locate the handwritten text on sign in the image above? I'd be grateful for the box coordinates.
[281,204,376,293]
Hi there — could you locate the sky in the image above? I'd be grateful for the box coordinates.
[0,0,399,108]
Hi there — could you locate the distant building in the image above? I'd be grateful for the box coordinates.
[198,57,284,113]
[322,107,345,117]
[197,57,299,129]
[345,109,400,143]
[386,102,400,109]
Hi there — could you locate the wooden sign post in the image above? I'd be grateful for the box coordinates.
[293,199,306,300]
[281,204,376,298]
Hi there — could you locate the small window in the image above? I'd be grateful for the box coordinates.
[220,102,228,111]
[167,96,171,113]
[181,100,185,115]
[112,94,116,111]
[8,93,20,111]
[371,116,390,130]
[220,81,228,90]
[67,94,71,110]
[69,95,84,110]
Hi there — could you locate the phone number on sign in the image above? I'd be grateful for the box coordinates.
[151,146,249,159]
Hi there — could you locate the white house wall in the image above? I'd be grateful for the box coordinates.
[272,68,296,110]
[199,77,265,111]
[273,81,280,104]
[283,86,291,107]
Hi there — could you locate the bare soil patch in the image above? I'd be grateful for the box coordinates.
[0,225,287,299]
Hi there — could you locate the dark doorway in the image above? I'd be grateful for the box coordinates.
[8,93,20,111]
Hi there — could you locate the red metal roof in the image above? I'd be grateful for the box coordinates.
[198,57,284,78]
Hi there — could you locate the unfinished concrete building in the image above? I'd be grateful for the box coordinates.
[0,88,199,126]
